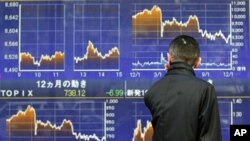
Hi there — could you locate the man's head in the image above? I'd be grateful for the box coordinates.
[166,35,201,70]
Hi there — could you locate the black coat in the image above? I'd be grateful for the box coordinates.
[144,62,222,141]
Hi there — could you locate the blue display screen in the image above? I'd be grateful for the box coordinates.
[0,0,249,141]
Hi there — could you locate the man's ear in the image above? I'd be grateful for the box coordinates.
[193,57,201,68]
[165,53,172,71]
[167,53,172,63]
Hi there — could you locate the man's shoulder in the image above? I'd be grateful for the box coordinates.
[194,77,214,88]
[145,75,215,96]
[166,74,215,92]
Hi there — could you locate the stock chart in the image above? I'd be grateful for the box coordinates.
[0,0,249,141]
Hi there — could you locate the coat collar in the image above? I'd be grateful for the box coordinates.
[166,62,196,76]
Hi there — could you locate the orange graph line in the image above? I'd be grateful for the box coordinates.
[20,51,64,67]
[132,5,231,43]
[6,105,106,141]
[133,120,153,141]
[74,41,120,63]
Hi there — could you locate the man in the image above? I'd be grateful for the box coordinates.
[144,35,222,141]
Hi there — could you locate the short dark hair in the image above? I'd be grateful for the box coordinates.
[168,35,200,66]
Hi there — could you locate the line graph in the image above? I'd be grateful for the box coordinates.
[6,101,107,141]
[133,120,153,141]
[20,51,64,70]
[132,51,232,71]
[132,51,167,70]
[132,101,153,141]
[132,5,232,44]
[19,4,65,71]
[131,3,240,71]
[74,4,120,71]
[74,41,120,71]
